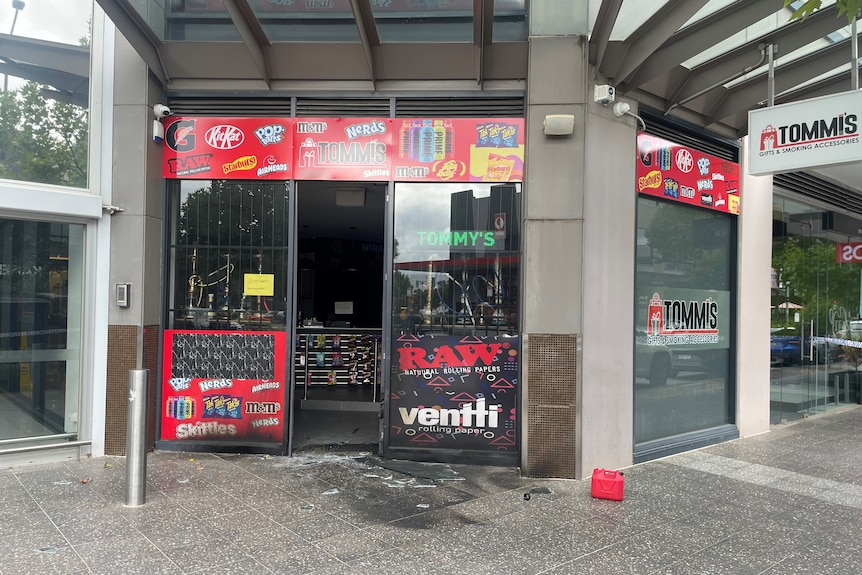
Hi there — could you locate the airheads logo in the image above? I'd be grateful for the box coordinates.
[759,113,859,151]
[647,292,719,341]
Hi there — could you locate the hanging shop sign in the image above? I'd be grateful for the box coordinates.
[636,133,740,215]
[748,90,862,176]
[162,117,525,183]
[389,334,518,455]
[160,331,287,445]
[162,117,294,180]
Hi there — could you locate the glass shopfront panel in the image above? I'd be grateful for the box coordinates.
[0,218,84,441]
[162,180,290,448]
[388,182,520,464]
[634,197,735,449]
[771,195,862,423]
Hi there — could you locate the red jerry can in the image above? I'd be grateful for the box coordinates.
[591,468,624,501]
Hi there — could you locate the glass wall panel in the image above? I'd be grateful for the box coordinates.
[163,0,360,42]
[770,194,862,423]
[167,180,290,332]
[0,218,83,440]
[0,0,91,187]
[634,197,734,446]
[493,0,527,41]
[372,0,473,42]
[389,183,520,459]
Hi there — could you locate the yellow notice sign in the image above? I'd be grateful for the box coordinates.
[244,273,274,296]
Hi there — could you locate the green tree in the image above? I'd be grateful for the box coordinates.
[0,82,88,187]
[784,0,862,23]
[772,237,862,334]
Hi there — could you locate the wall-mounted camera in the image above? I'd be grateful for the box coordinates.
[153,104,172,119]
[152,104,172,144]
[593,85,615,105]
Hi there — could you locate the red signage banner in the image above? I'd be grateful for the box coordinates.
[293,117,394,181]
[162,117,293,180]
[163,116,525,182]
[836,242,862,263]
[160,330,286,444]
[392,118,524,182]
[636,132,741,215]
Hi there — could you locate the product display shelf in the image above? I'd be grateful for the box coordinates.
[294,329,382,397]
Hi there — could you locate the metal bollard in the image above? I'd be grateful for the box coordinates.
[125,369,148,507]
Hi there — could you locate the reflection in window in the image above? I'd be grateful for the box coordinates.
[0,219,83,440]
[167,180,290,332]
[392,183,520,337]
[0,0,91,187]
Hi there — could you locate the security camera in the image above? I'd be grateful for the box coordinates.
[153,104,172,119]
[593,85,615,105]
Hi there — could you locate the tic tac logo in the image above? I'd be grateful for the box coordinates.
[205,125,244,150]
[647,292,718,336]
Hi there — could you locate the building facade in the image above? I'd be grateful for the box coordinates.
[1,1,859,479]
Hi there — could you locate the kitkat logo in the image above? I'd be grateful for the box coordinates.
[836,242,862,264]
[205,125,245,149]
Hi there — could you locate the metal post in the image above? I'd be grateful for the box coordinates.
[125,369,148,507]
[851,13,858,91]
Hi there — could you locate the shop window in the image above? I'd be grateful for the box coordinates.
[167,180,290,331]
[634,197,734,447]
[388,183,520,462]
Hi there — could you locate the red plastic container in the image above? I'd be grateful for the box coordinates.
[591,468,624,501]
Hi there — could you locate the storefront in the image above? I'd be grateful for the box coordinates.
[770,190,862,422]
[632,131,741,462]
[156,115,523,465]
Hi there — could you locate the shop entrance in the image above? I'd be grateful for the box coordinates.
[290,181,386,452]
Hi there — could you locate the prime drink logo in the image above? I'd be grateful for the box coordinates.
[759,113,859,154]
[646,292,720,345]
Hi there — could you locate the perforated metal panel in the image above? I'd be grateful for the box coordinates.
[526,334,577,479]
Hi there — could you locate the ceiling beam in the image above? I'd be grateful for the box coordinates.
[94,0,169,85]
[706,35,862,124]
[620,0,774,91]
[588,0,623,73]
[349,0,380,89]
[603,0,710,83]
[223,0,271,88]
[667,5,841,106]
